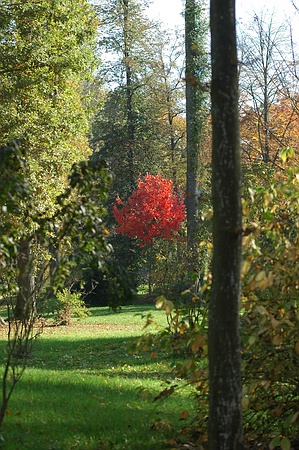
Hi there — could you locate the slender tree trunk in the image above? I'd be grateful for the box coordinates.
[185,0,209,271]
[262,79,270,163]
[15,236,36,321]
[185,0,200,261]
[168,100,177,185]
[147,246,153,296]
[122,0,135,189]
[208,0,243,448]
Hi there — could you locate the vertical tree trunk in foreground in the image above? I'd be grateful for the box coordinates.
[208,0,243,448]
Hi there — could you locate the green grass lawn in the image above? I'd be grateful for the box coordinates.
[0,305,196,450]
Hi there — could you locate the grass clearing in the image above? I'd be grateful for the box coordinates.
[0,305,196,450]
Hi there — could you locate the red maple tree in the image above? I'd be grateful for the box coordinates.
[113,174,186,246]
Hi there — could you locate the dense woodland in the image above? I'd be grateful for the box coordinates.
[1,0,299,448]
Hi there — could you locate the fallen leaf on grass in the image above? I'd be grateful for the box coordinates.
[153,386,175,402]
[179,410,189,421]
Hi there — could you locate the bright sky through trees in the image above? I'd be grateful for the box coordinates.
[148,0,298,40]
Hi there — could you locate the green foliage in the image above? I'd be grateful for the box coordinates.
[143,202,211,299]
[241,164,299,446]
[94,0,165,197]
[0,141,29,213]
[93,2,188,197]
[78,259,137,310]
[146,240,188,297]
[0,142,112,428]
[279,147,294,164]
[53,289,90,325]
[185,0,210,113]
[0,0,97,176]
[0,0,100,302]
[0,141,29,268]
[132,289,210,444]
[53,157,112,260]
[92,76,185,199]
[270,436,292,450]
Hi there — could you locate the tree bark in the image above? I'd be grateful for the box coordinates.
[185,0,200,261]
[185,0,209,271]
[15,236,36,321]
[208,0,243,448]
[122,0,135,189]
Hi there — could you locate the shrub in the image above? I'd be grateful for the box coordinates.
[53,289,90,326]
[241,165,299,446]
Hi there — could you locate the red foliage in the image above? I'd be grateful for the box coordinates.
[113,174,186,246]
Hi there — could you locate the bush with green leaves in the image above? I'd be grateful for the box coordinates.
[53,289,90,326]
[77,259,137,310]
[241,162,299,448]
[131,290,210,446]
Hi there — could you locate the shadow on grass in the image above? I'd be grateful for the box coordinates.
[0,331,194,449]
[0,333,182,378]
[0,306,195,449]
[2,370,190,450]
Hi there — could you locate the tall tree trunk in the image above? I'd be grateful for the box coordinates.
[185,0,200,262]
[168,99,177,185]
[262,77,270,163]
[122,0,135,189]
[208,0,243,448]
[15,236,35,321]
[185,0,209,271]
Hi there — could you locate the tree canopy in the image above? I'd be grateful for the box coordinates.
[113,174,186,246]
